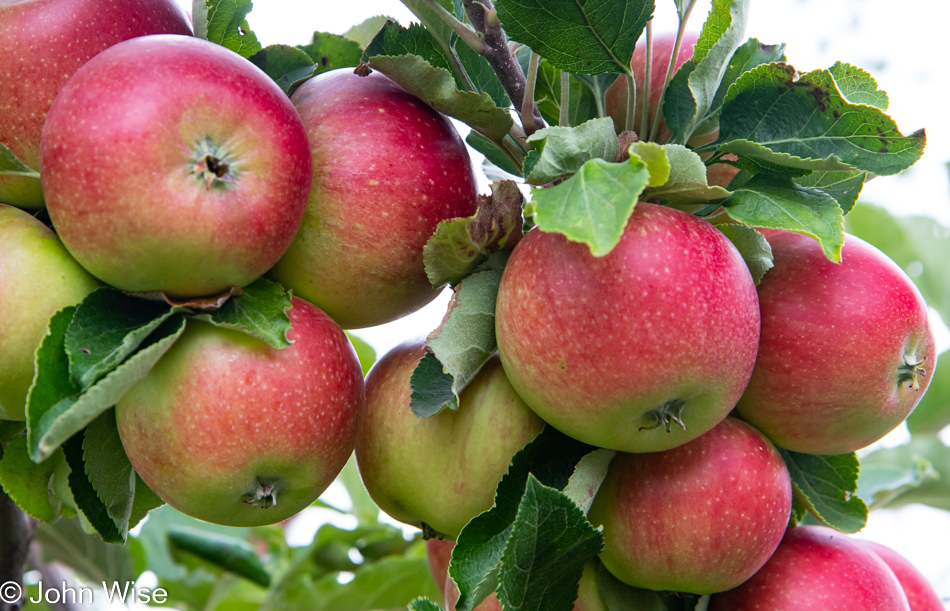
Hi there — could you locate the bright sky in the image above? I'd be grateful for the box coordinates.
[176,0,950,597]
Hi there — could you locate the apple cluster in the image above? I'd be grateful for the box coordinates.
[0,1,942,608]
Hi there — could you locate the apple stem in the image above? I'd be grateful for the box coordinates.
[897,355,928,391]
[522,51,541,137]
[243,479,278,509]
[559,70,570,127]
[638,399,688,433]
[639,20,654,138]
[648,1,697,143]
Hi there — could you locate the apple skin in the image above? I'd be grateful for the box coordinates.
[495,202,760,453]
[709,525,911,611]
[0,205,100,419]
[588,418,791,594]
[115,297,364,527]
[356,340,544,538]
[855,540,944,611]
[735,231,936,454]
[605,32,699,140]
[268,69,479,329]
[40,35,312,298]
[426,538,455,601]
[0,0,192,208]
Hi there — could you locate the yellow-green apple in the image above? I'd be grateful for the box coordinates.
[856,540,944,611]
[40,35,311,298]
[495,202,760,453]
[709,526,911,610]
[0,205,99,419]
[605,32,698,140]
[115,297,364,527]
[444,559,607,611]
[356,340,544,538]
[735,231,935,454]
[588,418,791,594]
[268,69,479,329]
[0,0,192,208]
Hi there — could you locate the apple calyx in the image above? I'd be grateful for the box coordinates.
[421,522,448,541]
[639,399,688,433]
[897,354,928,391]
[190,138,237,190]
[242,478,278,509]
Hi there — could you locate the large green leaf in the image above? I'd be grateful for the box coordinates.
[705,38,787,124]
[779,449,868,534]
[193,0,261,58]
[640,144,730,203]
[0,435,60,522]
[795,169,867,214]
[190,278,293,349]
[829,61,889,110]
[495,0,654,75]
[524,117,619,185]
[715,224,773,284]
[857,436,950,512]
[715,63,925,176]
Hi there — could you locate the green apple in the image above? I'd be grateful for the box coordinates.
[0,205,99,419]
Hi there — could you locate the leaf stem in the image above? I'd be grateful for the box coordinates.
[640,20,653,138]
[463,0,544,132]
[418,0,486,53]
[522,51,541,137]
[559,70,570,126]
[625,73,636,136]
[649,1,697,143]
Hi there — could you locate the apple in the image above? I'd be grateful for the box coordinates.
[426,538,455,601]
[735,230,936,454]
[443,559,607,611]
[494,202,760,453]
[40,35,312,298]
[855,540,944,611]
[588,417,791,594]
[709,525,911,610]
[267,69,479,329]
[0,0,192,209]
[604,32,699,140]
[0,205,100,420]
[355,340,544,538]
[115,296,364,527]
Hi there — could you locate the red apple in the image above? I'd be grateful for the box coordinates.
[40,35,312,298]
[856,540,944,611]
[0,205,100,419]
[588,418,791,594]
[709,525,911,610]
[267,69,479,329]
[494,202,760,453]
[0,0,192,208]
[115,297,364,527]
[426,538,455,600]
[605,32,699,140]
[356,340,544,538]
[735,231,936,454]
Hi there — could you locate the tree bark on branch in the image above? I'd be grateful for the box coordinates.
[0,487,33,611]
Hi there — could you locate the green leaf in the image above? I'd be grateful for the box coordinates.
[338,455,383,526]
[363,21,451,72]
[857,454,938,511]
[64,288,175,390]
[299,32,364,77]
[524,117,619,185]
[194,0,261,58]
[82,409,137,539]
[779,449,868,534]
[627,142,671,187]
[716,63,925,176]
[64,431,123,543]
[190,278,292,349]
[906,352,950,436]
[857,436,950,512]
[724,175,845,262]
[595,563,671,611]
[641,144,730,204]
[0,142,40,178]
[0,420,25,445]
[562,448,615,514]
[130,473,164,531]
[715,224,773,284]
[496,476,604,611]
[495,0,654,75]
[531,156,651,257]
[248,44,316,94]
[345,333,377,376]
[717,139,856,174]
[515,47,598,127]
[424,182,524,287]
[368,54,513,143]
[29,315,187,462]
[664,0,750,144]
[0,435,60,522]
[466,131,523,178]
[410,267,505,418]
[451,427,595,611]
[409,353,457,417]
[344,15,394,47]
[456,43,511,109]
[168,527,271,587]
[829,61,889,110]
[794,170,867,214]
[398,0,457,52]
[707,38,787,123]
[35,517,135,584]
[409,599,444,611]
